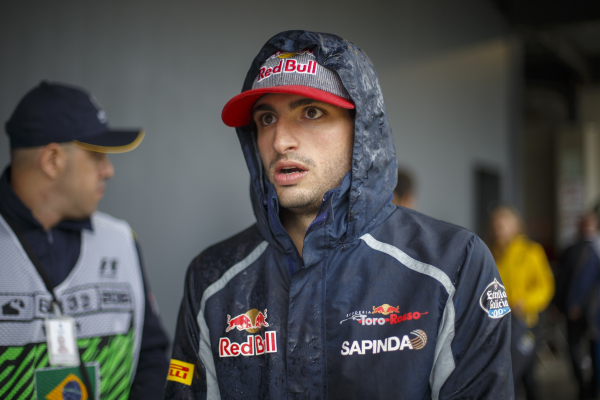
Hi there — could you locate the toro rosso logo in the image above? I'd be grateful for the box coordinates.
[340,304,428,326]
[225,309,269,333]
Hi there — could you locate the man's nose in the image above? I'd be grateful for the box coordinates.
[101,155,115,179]
[272,118,299,154]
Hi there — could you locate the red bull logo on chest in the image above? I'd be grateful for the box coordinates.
[372,304,400,315]
[219,331,277,357]
[225,308,269,333]
[221,308,277,357]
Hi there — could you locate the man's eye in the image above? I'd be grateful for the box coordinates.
[305,107,323,119]
[260,113,277,126]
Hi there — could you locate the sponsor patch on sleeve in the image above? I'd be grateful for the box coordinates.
[479,278,511,319]
[167,359,194,386]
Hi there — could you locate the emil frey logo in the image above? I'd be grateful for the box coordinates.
[341,329,428,356]
[480,278,511,319]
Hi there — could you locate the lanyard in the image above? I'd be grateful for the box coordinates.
[0,210,94,397]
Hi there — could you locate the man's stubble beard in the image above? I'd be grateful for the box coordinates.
[277,184,326,216]
[275,155,351,217]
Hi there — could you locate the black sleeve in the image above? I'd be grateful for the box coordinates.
[129,241,171,400]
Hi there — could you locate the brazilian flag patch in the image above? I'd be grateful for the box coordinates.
[34,364,99,400]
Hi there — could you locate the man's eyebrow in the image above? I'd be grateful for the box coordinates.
[253,103,276,114]
[253,98,326,115]
[289,98,321,111]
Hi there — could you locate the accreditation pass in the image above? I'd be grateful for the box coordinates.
[45,316,80,366]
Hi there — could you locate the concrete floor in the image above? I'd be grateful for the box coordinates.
[516,320,592,400]
[528,353,578,399]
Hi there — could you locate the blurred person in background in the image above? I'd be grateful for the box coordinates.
[555,212,600,399]
[489,205,555,400]
[0,82,169,399]
[392,168,416,209]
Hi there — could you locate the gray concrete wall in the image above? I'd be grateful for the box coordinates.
[383,38,518,226]
[0,0,516,338]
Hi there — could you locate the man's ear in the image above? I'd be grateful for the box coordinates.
[39,143,68,180]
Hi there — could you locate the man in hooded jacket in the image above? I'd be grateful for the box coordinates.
[164,30,514,399]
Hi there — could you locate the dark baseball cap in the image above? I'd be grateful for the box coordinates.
[222,49,354,128]
[5,81,144,153]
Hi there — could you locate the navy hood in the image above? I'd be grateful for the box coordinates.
[235,30,397,258]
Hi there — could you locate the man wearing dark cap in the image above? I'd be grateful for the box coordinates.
[0,82,169,399]
[165,31,513,399]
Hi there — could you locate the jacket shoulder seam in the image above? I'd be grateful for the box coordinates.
[360,233,456,294]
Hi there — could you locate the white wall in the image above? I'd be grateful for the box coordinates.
[0,0,515,338]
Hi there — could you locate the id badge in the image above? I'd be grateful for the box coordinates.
[45,317,80,366]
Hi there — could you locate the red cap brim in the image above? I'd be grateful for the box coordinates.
[221,85,355,128]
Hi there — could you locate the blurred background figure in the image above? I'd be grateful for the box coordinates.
[392,168,416,209]
[555,212,600,399]
[489,205,555,400]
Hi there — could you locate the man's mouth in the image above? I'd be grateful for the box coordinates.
[97,182,106,197]
[274,163,309,185]
[280,166,304,174]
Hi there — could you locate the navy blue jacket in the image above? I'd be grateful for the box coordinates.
[0,167,170,399]
[165,30,513,399]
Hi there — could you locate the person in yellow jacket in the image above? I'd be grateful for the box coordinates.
[489,205,555,400]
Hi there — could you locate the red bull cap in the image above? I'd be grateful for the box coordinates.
[221,49,355,128]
